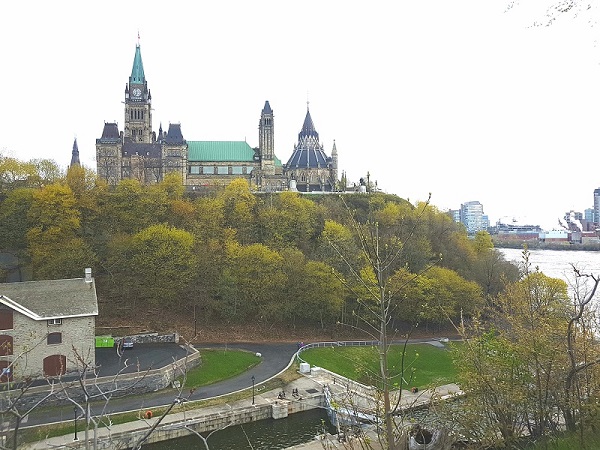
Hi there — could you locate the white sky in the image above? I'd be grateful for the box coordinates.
[1,1,599,231]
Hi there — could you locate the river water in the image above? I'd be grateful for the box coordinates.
[499,247,600,284]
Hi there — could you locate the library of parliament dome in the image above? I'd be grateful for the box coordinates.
[95,42,339,193]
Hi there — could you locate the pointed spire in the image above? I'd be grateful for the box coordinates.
[262,100,272,114]
[129,41,145,85]
[70,138,80,167]
[299,107,319,140]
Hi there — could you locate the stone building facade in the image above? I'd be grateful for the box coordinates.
[96,42,338,192]
[0,270,97,380]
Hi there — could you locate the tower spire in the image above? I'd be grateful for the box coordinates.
[70,137,80,167]
[130,40,145,85]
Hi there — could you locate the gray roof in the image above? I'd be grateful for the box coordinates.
[122,142,162,158]
[0,278,98,321]
[285,108,331,169]
[165,123,185,145]
[98,123,121,143]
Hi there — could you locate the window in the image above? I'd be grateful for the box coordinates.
[190,166,200,175]
[47,332,62,345]
[217,166,228,175]
[0,335,13,356]
[0,310,13,330]
[232,166,243,175]
[47,318,62,326]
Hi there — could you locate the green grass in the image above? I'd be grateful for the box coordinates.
[181,348,261,388]
[530,431,600,450]
[300,343,458,389]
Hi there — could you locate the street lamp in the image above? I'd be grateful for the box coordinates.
[73,406,79,441]
[251,375,255,405]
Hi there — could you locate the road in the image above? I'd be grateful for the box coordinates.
[22,342,298,428]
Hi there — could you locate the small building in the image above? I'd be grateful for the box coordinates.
[0,269,98,380]
[539,230,570,243]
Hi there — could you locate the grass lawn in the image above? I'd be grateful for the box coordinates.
[181,348,261,388]
[300,343,458,389]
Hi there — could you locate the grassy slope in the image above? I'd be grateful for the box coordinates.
[182,348,261,387]
[300,343,458,389]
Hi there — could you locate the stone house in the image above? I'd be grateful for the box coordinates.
[0,269,97,380]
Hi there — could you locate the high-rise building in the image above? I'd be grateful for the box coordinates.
[593,188,600,224]
[460,201,486,234]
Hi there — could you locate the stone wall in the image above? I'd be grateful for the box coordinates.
[114,332,179,345]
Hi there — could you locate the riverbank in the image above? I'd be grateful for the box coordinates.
[493,239,600,251]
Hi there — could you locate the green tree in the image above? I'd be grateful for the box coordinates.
[225,243,286,321]
[0,157,37,192]
[28,158,62,188]
[219,179,257,244]
[280,248,344,329]
[258,191,322,252]
[101,179,169,234]
[451,329,531,447]
[127,224,197,306]
[0,188,34,251]
[450,251,577,447]
[26,184,97,279]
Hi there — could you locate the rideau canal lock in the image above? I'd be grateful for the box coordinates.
[24,341,462,450]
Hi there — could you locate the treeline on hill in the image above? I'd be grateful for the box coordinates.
[0,159,520,331]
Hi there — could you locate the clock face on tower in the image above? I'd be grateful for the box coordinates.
[132,87,142,98]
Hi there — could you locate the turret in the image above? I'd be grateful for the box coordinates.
[70,138,80,167]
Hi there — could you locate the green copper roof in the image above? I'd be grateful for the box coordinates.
[187,141,282,166]
[188,141,255,162]
[129,45,145,85]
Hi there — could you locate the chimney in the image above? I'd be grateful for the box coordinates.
[85,268,92,283]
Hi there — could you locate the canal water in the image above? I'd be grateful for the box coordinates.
[137,408,336,449]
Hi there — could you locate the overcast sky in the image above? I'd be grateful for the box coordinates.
[1,1,599,231]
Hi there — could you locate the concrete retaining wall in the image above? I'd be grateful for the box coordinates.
[61,391,326,449]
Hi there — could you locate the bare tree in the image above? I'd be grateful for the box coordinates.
[0,334,64,450]
[55,344,154,450]
[562,266,600,436]
[325,194,445,449]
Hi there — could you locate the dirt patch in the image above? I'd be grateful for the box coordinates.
[97,302,457,344]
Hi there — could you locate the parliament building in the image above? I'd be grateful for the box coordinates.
[96,43,338,193]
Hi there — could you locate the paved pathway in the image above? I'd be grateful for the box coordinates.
[21,342,297,428]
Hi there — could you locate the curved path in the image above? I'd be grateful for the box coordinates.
[22,342,298,428]
[22,338,447,428]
